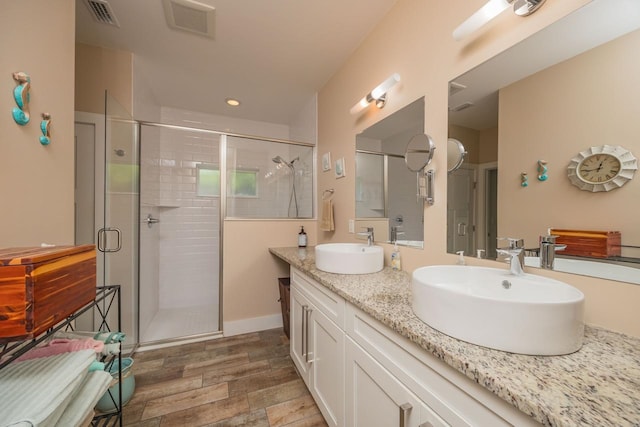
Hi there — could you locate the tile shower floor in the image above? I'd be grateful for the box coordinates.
[140,305,220,343]
[125,328,328,426]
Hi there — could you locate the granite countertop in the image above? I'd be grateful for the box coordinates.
[269,246,640,427]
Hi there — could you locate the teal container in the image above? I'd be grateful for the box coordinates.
[95,357,135,412]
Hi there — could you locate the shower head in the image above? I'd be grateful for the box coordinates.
[272,156,297,169]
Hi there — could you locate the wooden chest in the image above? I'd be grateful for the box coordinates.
[0,245,96,342]
[549,229,621,259]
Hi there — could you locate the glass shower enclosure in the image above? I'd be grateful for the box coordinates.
[76,95,314,349]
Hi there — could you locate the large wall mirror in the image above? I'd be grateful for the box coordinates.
[356,97,425,248]
[447,0,640,285]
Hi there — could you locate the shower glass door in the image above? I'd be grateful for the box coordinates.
[138,124,221,344]
[99,93,139,348]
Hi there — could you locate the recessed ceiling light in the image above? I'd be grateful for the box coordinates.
[225,98,240,107]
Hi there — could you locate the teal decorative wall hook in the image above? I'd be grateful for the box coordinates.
[39,113,51,145]
[537,160,548,181]
[521,172,529,187]
[12,71,31,126]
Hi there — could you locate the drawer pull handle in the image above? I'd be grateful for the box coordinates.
[419,423,434,427]
[305,307,312,363]
[399,402,412,427]
[301,305,308,360]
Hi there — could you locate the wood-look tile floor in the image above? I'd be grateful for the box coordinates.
[124,329,329,427]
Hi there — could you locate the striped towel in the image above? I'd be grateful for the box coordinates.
[56,370,112,426]
[0,350,96,427]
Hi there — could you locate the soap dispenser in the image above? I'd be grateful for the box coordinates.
[391,242,402,271]
[456,250,466,265]
[298,226,307,248]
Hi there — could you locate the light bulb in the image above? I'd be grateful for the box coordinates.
[370,74,401,100]
[453,0,511,41]
[349,96,371,115]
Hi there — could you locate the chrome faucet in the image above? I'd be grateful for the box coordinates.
[390,226,404,243]
[539,235,567,270]
[497,237,525,275]
[358,227,375,246]
[496,248,524,276]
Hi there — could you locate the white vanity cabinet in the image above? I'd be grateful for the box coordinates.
[288,267,540,427]
[346,336,447,427]
[346,304,540,427]
[290,268,345,427]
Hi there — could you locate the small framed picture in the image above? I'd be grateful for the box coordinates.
[322,152,332,172]
[335,158,346,178]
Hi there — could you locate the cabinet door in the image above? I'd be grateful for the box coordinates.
[290,286,312,383]
[345,337,424,427]
[309,306,344,427]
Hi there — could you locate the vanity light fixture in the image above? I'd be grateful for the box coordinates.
[453,0,546,41]
[225,98,240,107]
[350,73,401,115]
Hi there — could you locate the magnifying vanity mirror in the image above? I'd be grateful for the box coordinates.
[405,133,435,172]
[356,97,425,248]
[447,138,467,173]
[447,0,640,284]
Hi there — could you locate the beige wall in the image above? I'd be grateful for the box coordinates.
[317,0,640,337]
[478,127,498,164]
[75,43,133,114]
[499,29,640,250]
[448,125,497,165]
[224,220,317,324]
[0,1,76,246]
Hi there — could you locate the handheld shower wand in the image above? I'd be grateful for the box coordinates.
[272,156,299,217]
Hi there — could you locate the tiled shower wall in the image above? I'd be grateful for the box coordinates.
[139,128,313,334]
[226,136,314,219]
[140,127,220,311]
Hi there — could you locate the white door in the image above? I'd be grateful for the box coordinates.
[447,167,476,255]
[345,337,423,427]
[309,307,344,427]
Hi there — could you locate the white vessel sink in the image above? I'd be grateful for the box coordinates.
[315,243,384,275]
[412,265,585,355]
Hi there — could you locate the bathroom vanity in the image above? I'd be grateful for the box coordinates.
[270,246,640,427]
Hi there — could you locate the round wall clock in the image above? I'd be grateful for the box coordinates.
[567,145,637,192]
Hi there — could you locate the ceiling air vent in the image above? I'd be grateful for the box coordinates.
[449,102,474,112]
[84,0,120,27]
[162,0,216,39]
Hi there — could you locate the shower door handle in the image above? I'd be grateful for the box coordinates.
[457,222,467,236]
[97,227,122,253]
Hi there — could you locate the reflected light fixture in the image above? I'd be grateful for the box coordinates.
[453,0,546,41]
[350,73,401,115]
[225,97,240,107]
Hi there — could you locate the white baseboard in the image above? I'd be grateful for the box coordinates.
[223,313,283,337]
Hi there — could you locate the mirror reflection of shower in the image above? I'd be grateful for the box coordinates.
[272,155,299,217]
